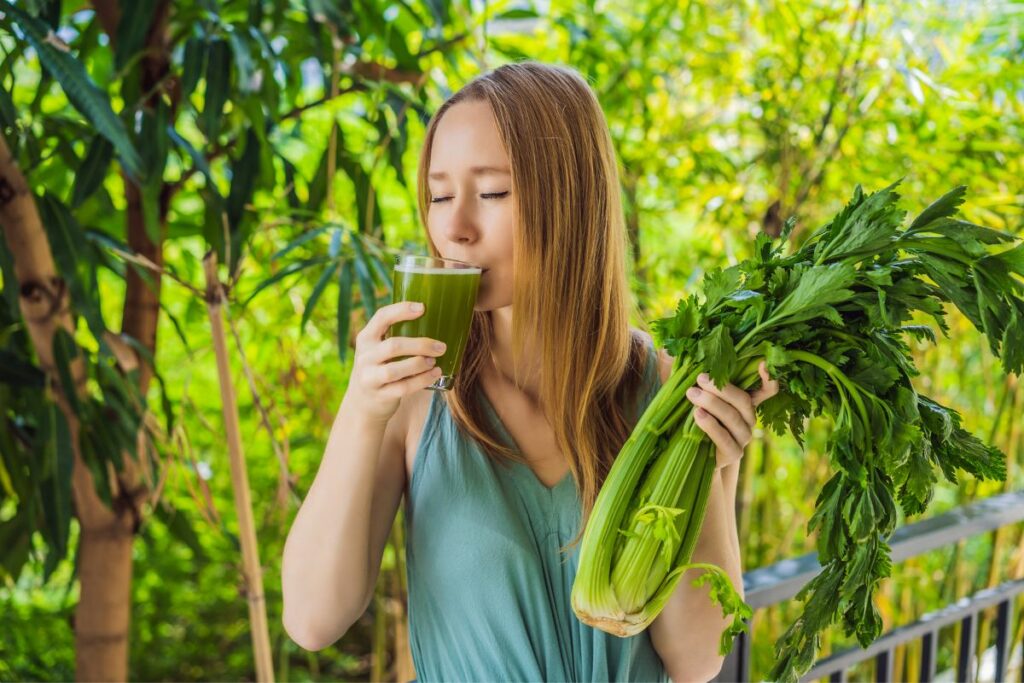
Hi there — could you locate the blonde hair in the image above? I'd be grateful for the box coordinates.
[416,61,654,551]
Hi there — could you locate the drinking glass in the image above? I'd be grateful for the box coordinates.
[386,254,482,391]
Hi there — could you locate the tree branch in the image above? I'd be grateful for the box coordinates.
[88,0,121,42]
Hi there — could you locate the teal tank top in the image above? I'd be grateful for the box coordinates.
[404,335,670,682]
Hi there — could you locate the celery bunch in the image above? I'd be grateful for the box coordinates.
[570,182,1023,682]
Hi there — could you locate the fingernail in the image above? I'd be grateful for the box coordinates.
[687,387,702,399]
[433,341,446,352]
[698,373,709,383]
[411,302,424,311]
[695,407,706,418]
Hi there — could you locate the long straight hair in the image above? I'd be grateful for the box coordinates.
[415,61,654,551]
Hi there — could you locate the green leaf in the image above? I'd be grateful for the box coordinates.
[139,97,170,180]
[0,350,46,389]
[302,262,339,333]
[701,266,742,312]
[40,402,73,579]
[115,0,159,69]
[900,325,936,345]
[815,181,904,262]
[350,232,380,319]
[37,193,106,338]
[769,263,857,325]
[698,324,736,389]
[180,36,207,99]
[306,137,333,212]
[495,8,540,19]
[70,134,113,208]
[337,259,356,365]
[1000,306,1024,376]
[241,256,332,308]
[1,1,145,180]
[908,185,966,230]
[152,502,208,561]
[0,79,18,130]
[341,151,382,236]
[51,327,82,416]
[894,442,936,516]
[925,218,1016,246]
[992,242,1024,276]
[0,514,32,583]
[168,125,221,198]
[227,26,258,93]
[270,224,330,262]
[227,127,262,235]
[202,38,231,139]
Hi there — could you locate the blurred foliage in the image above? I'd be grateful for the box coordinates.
[1,0,1022,681]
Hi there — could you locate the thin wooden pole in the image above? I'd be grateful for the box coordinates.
[203,250,275,682]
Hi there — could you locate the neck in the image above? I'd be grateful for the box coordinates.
[487,307,542,405]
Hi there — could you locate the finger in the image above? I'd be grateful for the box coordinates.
[363,300,425,342]
[377,354,439,386]
[751,360,781,408]
[380,364,445,399]
[693,408,743,467]
[687,383,752,446]
[370,335,447,365]
[696,372,756,426]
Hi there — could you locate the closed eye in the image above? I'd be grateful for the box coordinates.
[430,191,510,204]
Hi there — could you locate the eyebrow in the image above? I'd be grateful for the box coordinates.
[427,166,512,181]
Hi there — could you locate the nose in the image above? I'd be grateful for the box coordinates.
[442,196,478,245]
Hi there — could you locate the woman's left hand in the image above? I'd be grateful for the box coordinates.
[685,360,780,470]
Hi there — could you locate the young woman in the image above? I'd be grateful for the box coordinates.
[282,61,779,683]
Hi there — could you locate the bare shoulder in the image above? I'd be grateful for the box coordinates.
[631,327,674,385]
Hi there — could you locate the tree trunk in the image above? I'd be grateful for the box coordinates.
[72,3,172,679]
[0,133,141,681]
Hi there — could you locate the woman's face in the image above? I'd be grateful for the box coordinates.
[426,99,516,310]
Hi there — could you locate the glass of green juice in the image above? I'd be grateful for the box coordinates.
[386,255,482,391]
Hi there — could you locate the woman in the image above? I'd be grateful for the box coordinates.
[282,61,779,682]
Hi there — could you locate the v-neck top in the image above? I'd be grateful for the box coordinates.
[403,335,669,682]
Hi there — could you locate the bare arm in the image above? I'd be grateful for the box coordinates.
[280,397,407,650]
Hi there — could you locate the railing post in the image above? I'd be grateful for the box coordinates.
[875,648,893,682]
[994,599,1013,682]
[920,630,937,683]
[957,612,976,683]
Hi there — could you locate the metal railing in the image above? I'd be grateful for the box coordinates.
[715,490,1024,682]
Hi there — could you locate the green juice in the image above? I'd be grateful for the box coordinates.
[387,263,481,387]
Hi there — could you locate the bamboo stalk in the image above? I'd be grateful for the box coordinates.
[372,587,387,682]
[202,251,275,682]
[907,631,920,682]
[756,433,773,563]
[392,507,416,683]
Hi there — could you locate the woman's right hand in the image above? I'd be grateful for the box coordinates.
[347,300,448,424]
